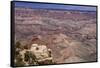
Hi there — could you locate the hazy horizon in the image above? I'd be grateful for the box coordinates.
[14,1,97,12]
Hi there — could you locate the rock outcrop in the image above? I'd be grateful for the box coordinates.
[14,43,53,66]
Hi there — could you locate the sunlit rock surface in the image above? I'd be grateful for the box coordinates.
[15,43,53,66]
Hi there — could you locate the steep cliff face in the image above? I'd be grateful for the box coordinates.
[15,7,97,65]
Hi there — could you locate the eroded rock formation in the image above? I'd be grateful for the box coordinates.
[14,43,53,66]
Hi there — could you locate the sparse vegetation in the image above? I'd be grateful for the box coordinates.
[14,42,54,66]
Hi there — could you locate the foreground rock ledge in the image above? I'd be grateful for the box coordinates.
[15,44,54,66]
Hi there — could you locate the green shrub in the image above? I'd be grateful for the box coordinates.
[15,56,25,66]
[16,41,21,48]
